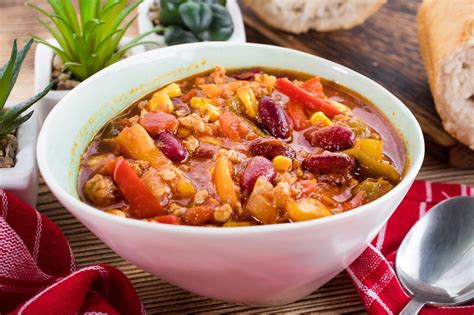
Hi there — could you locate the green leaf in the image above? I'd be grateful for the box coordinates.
[160,0,187,26]
[197,3,233,41]
[179,2,212,33]
[29,0,149,81]
[0,82,53,124]
[0,39,34,109]
[79,0,100,30]
[164,25,200,45]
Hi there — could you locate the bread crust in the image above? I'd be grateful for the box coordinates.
[244,0,386,34]
[417,0,474,149]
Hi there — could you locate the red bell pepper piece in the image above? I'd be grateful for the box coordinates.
[286,99,310,130]
[149,215,181,225]
[275,78,341,117]
[113,157,164,218]
[302,77,324,96]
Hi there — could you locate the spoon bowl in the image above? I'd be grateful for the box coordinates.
[396,196,474,314]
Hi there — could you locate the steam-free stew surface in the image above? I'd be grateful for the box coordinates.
[79,66,405,226]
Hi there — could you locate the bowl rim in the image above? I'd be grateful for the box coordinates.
[37,42,425,235]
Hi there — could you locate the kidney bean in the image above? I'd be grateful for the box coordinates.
[249,138,296,160]
[304,125,355,151]
[231,68,264,81]
[194,142,218,158]
[258,96,292,140]
[240,156,277,196]
[183,206,214,225]
[302,152,355,174]
[157,131,188,162]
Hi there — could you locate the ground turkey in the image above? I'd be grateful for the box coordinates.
[83,174,118,207]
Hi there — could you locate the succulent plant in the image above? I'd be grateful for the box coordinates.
[0,39,52,139]
[28,0,158,82]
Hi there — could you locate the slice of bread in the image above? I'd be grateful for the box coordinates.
[417,0,474,149]
[244,0,385,33]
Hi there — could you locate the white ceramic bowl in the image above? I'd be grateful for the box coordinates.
[37,43,424,306]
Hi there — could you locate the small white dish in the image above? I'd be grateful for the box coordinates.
[0,103,38,206]
[37,42,424,306]
[34,38,146,125]
[138,0,246,50]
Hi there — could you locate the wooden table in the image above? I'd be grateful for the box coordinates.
[1,0,473,313]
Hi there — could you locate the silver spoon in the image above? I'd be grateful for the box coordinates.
[396,196,474,314]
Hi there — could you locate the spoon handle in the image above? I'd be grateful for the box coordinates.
[400,298,425,315]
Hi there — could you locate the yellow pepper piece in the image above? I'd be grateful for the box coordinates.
[310,111,333,127]
[154,83,181,98]
[309,112,334,127]
[213,156,237,207]
[190,97,221,121]
[176,178,197,198]
[148,92,173,113]
[237,87,257,118]
[286,198,333,222]
[115,124,169,169]
[355,138,383,160]
[223,221,252,227]
[344,148,401,182]
[273,155,292,172]
[207,104,221,122]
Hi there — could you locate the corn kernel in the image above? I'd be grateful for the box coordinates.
[237,87,257,118]
[222,221,252,227]
[155,83,181,98]
[273,155,292,172]
[176,178,196,198]
[330,100,352,114]
[148,92,173,112]
[310,111,333,127]
[207,104,221,122]
[190,97,209,111]
[105,209,126,218]
[177,126,192,138]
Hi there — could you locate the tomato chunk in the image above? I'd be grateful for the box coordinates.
[140,110,178,136]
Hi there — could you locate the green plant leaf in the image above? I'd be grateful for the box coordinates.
[79,0,100,30]
[164,25,200,45]
[179,2,212,33]
[197,3,233,41]
[0,39,34,109]
[0,81,53,124]
[160,0,187,26]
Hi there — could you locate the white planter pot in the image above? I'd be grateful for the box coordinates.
[34,37,146,126]
[0,103,39,207]
[138,0,246,50]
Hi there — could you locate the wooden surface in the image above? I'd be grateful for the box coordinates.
[1,0,474,314]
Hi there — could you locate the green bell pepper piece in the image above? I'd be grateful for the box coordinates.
[353,178,394,202]
[344,148,401,182]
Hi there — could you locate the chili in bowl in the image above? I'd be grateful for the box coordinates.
[79,66,406,226]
